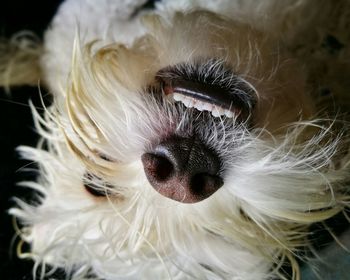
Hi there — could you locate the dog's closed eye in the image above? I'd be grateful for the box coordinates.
[83,172,110,197]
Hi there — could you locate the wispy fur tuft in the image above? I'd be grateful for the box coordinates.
[0,32,42,92]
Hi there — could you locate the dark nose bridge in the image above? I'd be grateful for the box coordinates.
[154,137,220,175]
[141,136,224,203]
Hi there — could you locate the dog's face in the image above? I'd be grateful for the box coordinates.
[18,11,349,279]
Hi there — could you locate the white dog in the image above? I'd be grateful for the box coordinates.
[2,0,350,279]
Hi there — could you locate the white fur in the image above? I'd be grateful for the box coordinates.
[9,1,350,280]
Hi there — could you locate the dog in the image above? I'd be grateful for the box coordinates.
[2,0,350,279]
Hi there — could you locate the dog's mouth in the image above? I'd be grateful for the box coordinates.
[142,60,257,203]
[155,60,257,120]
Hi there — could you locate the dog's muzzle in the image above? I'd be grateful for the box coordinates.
[142,136,223,203]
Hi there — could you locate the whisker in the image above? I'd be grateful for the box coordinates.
[0,98,45,111]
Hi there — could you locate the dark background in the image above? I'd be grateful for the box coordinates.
[0,1,61,279]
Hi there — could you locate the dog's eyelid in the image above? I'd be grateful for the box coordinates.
[98,153,114,162]
[94,150,116,162]
[83,171,112,198]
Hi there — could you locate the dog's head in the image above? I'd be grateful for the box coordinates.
[17,11,349,279]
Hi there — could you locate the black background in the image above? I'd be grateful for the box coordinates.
[0,1,61,279]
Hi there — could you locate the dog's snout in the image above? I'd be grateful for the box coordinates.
[142,137,223,203]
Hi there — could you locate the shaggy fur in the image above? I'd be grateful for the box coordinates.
[2,0,350,279]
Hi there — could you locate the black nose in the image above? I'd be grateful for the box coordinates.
[141,137,223,203]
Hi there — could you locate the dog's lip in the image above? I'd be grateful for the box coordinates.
[155,64,256,119]
[161,77,243,113]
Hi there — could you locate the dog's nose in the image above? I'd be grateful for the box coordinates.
[141,137,223,203]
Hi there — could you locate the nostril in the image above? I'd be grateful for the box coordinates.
[141,153,174,182]
[142,136,224,203]
[190,173,224,196]
[190,174,206,194]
